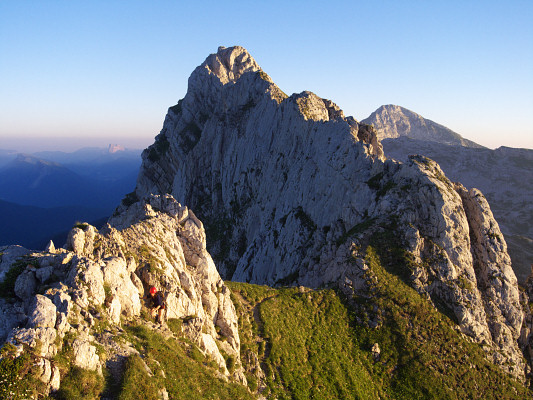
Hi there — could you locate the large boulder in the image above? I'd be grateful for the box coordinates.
[27,295,57,329]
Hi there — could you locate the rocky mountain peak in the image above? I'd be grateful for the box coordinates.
[186,45,267,104]
[107,143,125,154]
[362,104,484,148]
[132,46,533,380]
[202,45,262,85]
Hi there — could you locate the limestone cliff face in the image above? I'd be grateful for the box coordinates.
[0,194,244,396]
[136,45,384,282]
[133,46,529,379]
[362,104,484,148]
[381,136,533,283]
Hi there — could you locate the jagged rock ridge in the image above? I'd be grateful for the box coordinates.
[362,104,484,148]
[0,194,245,397]
[133,46,532,380]
[381,136,533,283]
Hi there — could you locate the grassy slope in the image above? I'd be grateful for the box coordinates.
[228,245,531,399]
[116,324,254,400]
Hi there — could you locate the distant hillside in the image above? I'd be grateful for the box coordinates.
[382,137,533,282]
[0,147,139,248]
[0,199,107,249]
[34,145,142,180]
[0,149,17,167]
[33,144,141,164]
[362,105,484,148]
[0,153,137,210]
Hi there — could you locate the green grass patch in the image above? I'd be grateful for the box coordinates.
[0,257,32,299]
[366,172,396,198]
[0,343,56,399]
[121,191,139,207]
[336,217,377,246]
[356,245,529,399]
[0,345,33,399]
[118,354,161,400]
[73,222,89,230]
[228,260,530,400]
[228,282,381,399]
[294,206,317,232]
[366,172,384,190]
[117,324,254,399]
[179,122,202,154]
[55,366,105,400]
[166,318,183,336]
[169,99,183,115]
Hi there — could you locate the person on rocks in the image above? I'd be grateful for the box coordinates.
[147,286,166,324]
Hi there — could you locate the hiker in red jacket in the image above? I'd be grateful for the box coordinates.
[147,286,166,324]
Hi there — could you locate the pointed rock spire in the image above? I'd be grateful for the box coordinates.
[44,240,55,253]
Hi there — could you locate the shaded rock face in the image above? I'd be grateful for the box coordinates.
[362,104,484,148]
[133,46,529,379]
[0,194,245,395]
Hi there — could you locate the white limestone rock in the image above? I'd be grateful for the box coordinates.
[44,240,56,253]
[27,295,57,329]
[102,257,141,317]
[131,46,528,380]
[72,339,100,372]
[107,296,121,325]
[0,245,31,282]
[0,192,246,394]
[0,300,18,342]
[14,269,37,301]
[8,326,57,358]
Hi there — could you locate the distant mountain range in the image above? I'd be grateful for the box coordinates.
[363,105,533,282]
[0,145,141,247]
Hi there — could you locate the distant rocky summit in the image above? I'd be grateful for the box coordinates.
[133,46,533,380]
[362,104,484,148]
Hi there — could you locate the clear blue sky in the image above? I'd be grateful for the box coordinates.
[1,0,532,151]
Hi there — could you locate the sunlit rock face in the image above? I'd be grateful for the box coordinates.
[133,46,528,379]
[0,193,246,396]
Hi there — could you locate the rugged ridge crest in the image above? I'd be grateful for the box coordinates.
[133,46,532,380]
[0,194,245,397]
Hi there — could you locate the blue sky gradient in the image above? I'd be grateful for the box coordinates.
[1,0,532,151]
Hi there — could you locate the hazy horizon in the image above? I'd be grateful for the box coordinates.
[0,136,152,153]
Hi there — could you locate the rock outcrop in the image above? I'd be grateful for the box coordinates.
[132,46,530,380]
[362,104,484,148]
[0,194,245,396]
[380,136,533,283]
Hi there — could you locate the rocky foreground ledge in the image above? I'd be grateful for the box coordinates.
[0,194,245,397]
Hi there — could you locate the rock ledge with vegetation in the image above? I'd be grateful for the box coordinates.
[0,194,247,398]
